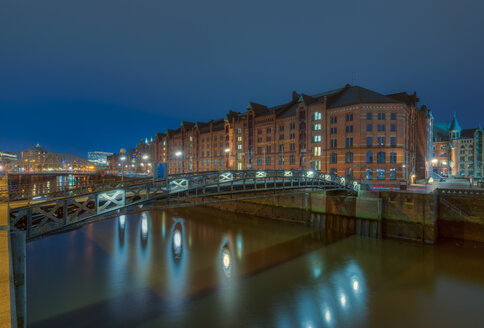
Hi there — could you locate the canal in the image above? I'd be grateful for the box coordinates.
[27,207,484,327]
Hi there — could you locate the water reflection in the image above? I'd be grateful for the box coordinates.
[140,213,149,249]
[172,221,183,262]
[26,208,484,328]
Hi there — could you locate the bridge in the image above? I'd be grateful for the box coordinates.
[7,170,359,240]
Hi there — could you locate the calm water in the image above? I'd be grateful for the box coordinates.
[27,207,484,328]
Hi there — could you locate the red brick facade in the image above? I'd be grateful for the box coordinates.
[151,85,431,183]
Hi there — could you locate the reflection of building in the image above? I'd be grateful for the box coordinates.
[88,151,113,167]
[149,84,432,183]
[432,114,484,178]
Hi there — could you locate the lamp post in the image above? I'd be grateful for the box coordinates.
[120,156,126,181]
[175,151,183,174]
[224,148,230,170]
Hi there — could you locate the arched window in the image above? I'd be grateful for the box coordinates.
[330,152,338,164]
[366,152,373,163]
[377,168,385,180]
[345,168,353,179]
[377,151,386,164]
[345,152,354,163]
[366,168,373,180]
[390,152,397,163]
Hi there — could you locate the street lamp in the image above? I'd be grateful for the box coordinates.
[120,156,126,181]
[224,148,230,169]
[175,151,183,174]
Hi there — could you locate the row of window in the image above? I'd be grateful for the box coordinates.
[257,155,297,165]
[328,168,397,180]
[329,151,397,164]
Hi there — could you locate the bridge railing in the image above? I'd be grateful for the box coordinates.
[8,170,359,239]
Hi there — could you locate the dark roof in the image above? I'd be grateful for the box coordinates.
[327,85,399,108]
[386,92,419,106]
[461,128,476,139]
[298,94,318,105]
[212,118,225,131]
[23,143,48,153]
[247,102,270,117]
[448,113,462,131]
[180,121,195,129]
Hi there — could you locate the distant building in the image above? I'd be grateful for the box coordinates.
[88,151,114,167]
[432,114,484,178]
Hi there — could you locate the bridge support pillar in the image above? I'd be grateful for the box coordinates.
[10,230,26,328]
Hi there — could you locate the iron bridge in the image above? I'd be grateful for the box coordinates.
[8,170,360,239]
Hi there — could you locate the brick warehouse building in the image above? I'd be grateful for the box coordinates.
[148,84,432,184]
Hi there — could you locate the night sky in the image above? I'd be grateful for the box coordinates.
[1,0,483,158]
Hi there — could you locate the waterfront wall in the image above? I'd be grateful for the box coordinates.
[205,190,484,244]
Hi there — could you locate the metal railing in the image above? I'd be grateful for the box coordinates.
[8,170,360,239]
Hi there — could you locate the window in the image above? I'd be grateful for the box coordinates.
[207,151,210,157]
[266,136,271,142]
[279,134,284,140]
[220,159,223,166]
[391,136,396,146]
[257,137,262,142]
[266,145,271,153]
[312,135,322,142]
[391,124,396,132]
[377,137,385,146]
[266,128,271,134]
[257,157,262,165]
[377,151,386,163]
[367,136,372,146]
[345,168,353,179]
[390,168,396,180]
[377,168,385,180]
[314,147,321,156]
[214,159,217,166]
[330,116,337,124]
[378,113,386,120]
[331,139,337,148]
[366,168,373,180]
[330,168,337,175]
[290,133,295,139]
[331,127,338,134]
[257,147,262,154]
[391,113,396,120]
[390,152,397,163]
[346,114,353,121]
[289,155,295,165]
[257,129,262,134]
[345,152,354,163]
[290,143,296,151]
[367,124,372,132]
[313,123,321,131]
[266,157,271,165]
[290,123,296,130]
[313,111,322,120]
[330,152,337,163]
[237,128,242,134]
[278,156,284,164]
[377,124,385,132]
[367,113,372,120]
[279,144,284,152]
[279,125,284,131]
[366,152,373,163]
[207,160,209,166]
[237,144,242,150]
[345,137,353,147]
[346,125,353,133]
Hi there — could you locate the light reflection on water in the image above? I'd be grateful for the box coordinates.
[27,207,484,328]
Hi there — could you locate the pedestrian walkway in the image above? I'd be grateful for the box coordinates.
[0,203,12,328]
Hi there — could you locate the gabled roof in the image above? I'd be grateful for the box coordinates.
[461,128,477,139]
[212,118,225,131]
[327,85,399,108]
[298,94,317,105]
[180,121,195,129]
[247,102,270,117]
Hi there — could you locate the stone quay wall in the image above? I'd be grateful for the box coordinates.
[205,189,484,244]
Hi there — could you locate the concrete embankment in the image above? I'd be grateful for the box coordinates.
[204,190,484,244]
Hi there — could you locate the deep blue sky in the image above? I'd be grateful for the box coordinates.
[1,0,483,158]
